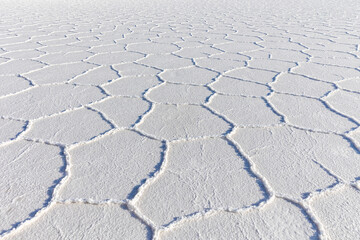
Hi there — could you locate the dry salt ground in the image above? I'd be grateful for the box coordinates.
[1,0,360,239]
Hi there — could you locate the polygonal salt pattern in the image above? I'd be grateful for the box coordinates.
[147,83,212,104]
[0,59,45,75]
[24,108,113,145]
[0,49,44,59]
[292,62,360,82]
[309,50,360,68]
[159,66,218,85]
[225,67,278,84]
[0,84,105,119]
[58,130,163,200]
[247,59,297,72]
[159,198,317,239]
[86,51,145,65]
[337,78,360,92]
[23,62,96,84]
[0,76,32,96]
[232,126,360,198]
[138,104,231,140]
[91,97,150,127]
[270,93,356,133]
[35,51,93,65]
[209,95,281,126]
[267,49,310,62]
[103,76,160,96]
[136,138,266,226]
[113,62,161,77]
[3,42,43,52]
[350,128,360,148]
[325,90,360,122]
[0,119,26,143]
[210,76,269,96]
[174,46,222,58]
[1,0,360,239]
[4,204,149,240]
[311,186,360,240]
[195,58,246,73]
[89,44,126,53]
[214,42,261,53]
[260,41,306,50]
[271,73,334,97]
[71,65,120,85]
[38,45,89,54]
[137,54,194,70]
[127,42,180,54]
[0,140,63,233]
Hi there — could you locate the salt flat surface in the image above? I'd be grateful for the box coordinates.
[0,0,360,239]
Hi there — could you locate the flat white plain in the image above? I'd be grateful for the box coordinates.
[0,0,360,239]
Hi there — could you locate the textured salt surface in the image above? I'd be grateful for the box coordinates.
[1,0,360,239]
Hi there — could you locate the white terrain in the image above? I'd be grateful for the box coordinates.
[1,0,360,239]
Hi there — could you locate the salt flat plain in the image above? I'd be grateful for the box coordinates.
[1,0,360,239]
